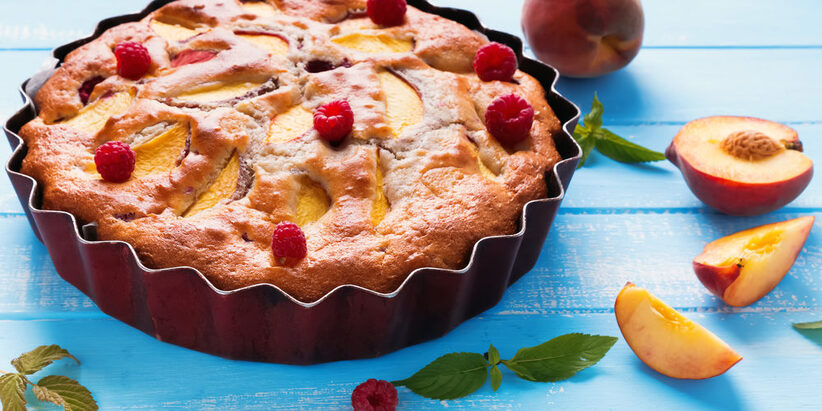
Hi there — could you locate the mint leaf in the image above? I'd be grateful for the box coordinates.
[392,353,488,400]
[583,93,603,130]
[594,128,666,164]
[502,333,617,382]
[572,124,597,168]
[487,344,500,365]
[0,373,27,411]
[489,365,502,392]
[11,345,79,375]
[32,375,97,411]
[793,320,822,329]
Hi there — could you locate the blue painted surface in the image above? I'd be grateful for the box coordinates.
[1,0,822,409]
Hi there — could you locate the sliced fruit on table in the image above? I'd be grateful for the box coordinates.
[378,70,423,138]
[331,32,413,54]
[183,153,240,217]
[60,91,134,134]
[236,32,290,56]
[615,282,742,379]
[150,20,202,42]
[693,216,814,307]
[667,116,813,216]
[295,175,331,226]
[131,122,189,179]
[267,105,314,143]
[176,81,265,103]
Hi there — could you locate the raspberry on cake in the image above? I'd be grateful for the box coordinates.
[18,0,563,302]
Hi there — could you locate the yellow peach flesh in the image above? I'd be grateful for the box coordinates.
[176,82,263,103]
[183,153,240,217]
[132,123,189,179]
[239,1,278,18]
[296,175,331,227]
[371,163,389,226]
[378,71,423,138]
[331,32,413,54]
[615,283,742,379]
[238,34,289,56]
[150,20,202,42]
[267,105,314,144]
[61,91,134,134]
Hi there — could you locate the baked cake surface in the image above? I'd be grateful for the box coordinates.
[19,0,562,302]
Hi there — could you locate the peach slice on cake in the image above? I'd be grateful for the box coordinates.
[266,105,314,144]
[615,283,742,379]
[295,175,331,226]
[693,216,813,307]
[176,81,267,103]
[150,20,203,42]
[235,31,290,57]
[183,153,240,217]
[666,116,813,216]
[60,91,134,134]
[378,71,423,138]
[331,32,413,54]
[238,0,278,18]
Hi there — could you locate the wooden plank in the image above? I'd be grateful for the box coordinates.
[1,0,821,49]
[2,210,819,316]
[0,311,819,409]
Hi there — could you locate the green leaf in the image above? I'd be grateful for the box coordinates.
[0,373,27,411]
[502,333,617,382]
[392,352,488,400]
[583,93,603,130]
[793,320,822,329]
[11,345,79,375]
[572,124,597,168]
[32,375,97,411]
[487,344,500,366]
[489,365,502,392]
[593,128,666,164]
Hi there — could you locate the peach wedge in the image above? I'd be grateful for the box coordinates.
[615,283,742,379]
[693,216,813,307]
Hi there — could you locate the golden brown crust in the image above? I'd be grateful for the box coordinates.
[20,0,563,302]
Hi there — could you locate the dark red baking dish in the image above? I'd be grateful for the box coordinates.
[4,0,581,364]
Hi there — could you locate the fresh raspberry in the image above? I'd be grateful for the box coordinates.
[94,141,136,183]
[485,94,534,145]
[351,379,399,411]
[473,42,517,82]
[314,100,354,143]
[114,41,151,80]
[78,76,105,105]
[272,222,307,260]
[367,0,407,27]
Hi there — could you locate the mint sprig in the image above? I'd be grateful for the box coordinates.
[0,345,97,410]
[793,320,822,330]
[392,333,617,400]
[573,94,665,168]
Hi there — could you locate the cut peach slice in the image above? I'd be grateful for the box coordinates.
[615,283,742,379]
[331,32,413,54]
[176,81,264,103]
[239,1,278,18]
[267,105,314,144]
[693,216,814,307]
[150,20,202,42]
[667,116,813,216]
[60,91,134,134]
[183,153,239,217]
[132,123,189,179]
[371,161,389,226]
[295,175,331,226]
[237,32,289,56]
[378,71,423,138]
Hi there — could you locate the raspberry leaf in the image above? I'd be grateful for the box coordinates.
[32,375,97,411]
[11,345,79,375]
[594,128,666,164]
[793,320,822,329]
[501,333,617,382]
[0,373,27,411]
[392,352,488,400]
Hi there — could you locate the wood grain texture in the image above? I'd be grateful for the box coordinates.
[1,0,822,409]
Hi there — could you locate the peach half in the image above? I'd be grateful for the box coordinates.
[667,116,813,216]
[693,216,813,307]
[615,283,742,379]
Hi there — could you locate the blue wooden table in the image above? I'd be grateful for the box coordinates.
[2,1,822,409]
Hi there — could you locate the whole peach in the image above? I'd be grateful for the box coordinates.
[521,0,644,78]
